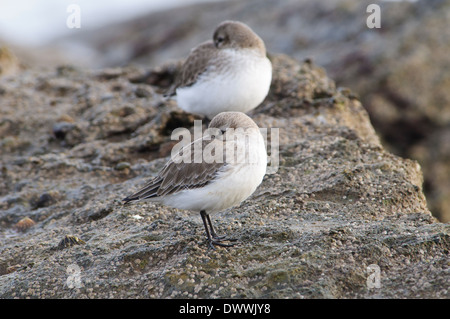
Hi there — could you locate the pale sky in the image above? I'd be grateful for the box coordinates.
[0,0,222,46]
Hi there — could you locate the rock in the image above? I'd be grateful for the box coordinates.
[0,46,20,77]
[115,161,131,171]
[30,192,56,209]
[0,53,447,298]
[52,121,85,147]
[14,217,36,232]
[44,0,450,222]
[57,235,86,250]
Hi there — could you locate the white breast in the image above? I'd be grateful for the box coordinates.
[160,129,268,213]
[176,49,272,119]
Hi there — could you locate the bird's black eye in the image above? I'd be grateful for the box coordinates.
[216,36,225,46]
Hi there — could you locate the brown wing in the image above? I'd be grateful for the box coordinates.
[123,137,225,203]
[165,40,217,96]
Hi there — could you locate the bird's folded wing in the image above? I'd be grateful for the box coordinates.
[123,137,227,202]
[172,40,217,93]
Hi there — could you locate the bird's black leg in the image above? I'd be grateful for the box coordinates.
[200,210,236,249]
[206,214,237,242]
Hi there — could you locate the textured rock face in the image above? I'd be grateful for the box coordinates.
[0,54,448,298]
[47,0,450,222]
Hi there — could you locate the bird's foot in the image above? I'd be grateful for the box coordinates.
[206,234,238,249]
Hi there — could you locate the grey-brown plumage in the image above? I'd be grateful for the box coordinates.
[166,21,270,107]
[166,41,216,96]
[123,111,259,202]
[123,112,267,249]
[122,143,224,202]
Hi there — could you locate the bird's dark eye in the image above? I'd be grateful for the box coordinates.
[216,36,225,44]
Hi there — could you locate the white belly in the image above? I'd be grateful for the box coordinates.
[176,50,272,119]
[159,132,268,213]
[161,162,266,213]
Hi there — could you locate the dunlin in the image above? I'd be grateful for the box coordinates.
[166,20,272,119]
[123,112,267,248]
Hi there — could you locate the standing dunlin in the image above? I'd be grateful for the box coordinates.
[166,20,272,119]
[123,112,267,249]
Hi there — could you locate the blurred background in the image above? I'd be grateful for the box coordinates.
[0,0,449,222]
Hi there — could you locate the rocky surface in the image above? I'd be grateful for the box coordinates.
[0,53,448,298]
[0,46,21,77]
[42,0,450,222]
